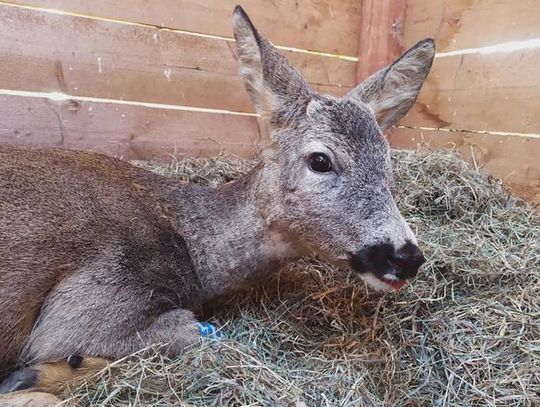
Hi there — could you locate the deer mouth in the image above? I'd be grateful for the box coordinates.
[346,251,412,292]
[350,268,409,292]
[376,273,408,291]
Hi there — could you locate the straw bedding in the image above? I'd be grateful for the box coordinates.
[62,149,539,406]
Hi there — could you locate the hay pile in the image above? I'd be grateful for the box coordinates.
[64,150,539,406]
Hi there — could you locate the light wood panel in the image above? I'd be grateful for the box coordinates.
[404,0,540,52]
[0,5,356,113]
[391,127,540,205]
[368,0,540,205]
[451,50,540,89]
[415,51,540,92]
[0,94,261,160]
[402,1,540,135]
[402,86,540,134]
[400,49,540,134]
[7,0,362,56]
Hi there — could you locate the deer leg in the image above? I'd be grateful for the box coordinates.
[16,307,209,397]
[0,355,109,395]
[0,308,210,395]
[124,308,204,357]
[0,314,220,400]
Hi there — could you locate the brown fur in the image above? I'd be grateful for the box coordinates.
[0,146,202,372]
[0,6,434,401]
[0,391,62,407]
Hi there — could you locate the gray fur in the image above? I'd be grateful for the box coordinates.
[0,6,435,386]
[346,38,436,132]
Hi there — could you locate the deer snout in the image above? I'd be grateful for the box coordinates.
[388,242,426,279]
[349,241,426,290]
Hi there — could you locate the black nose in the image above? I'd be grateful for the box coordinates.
[349,241,426,280]
[390,242,426,279]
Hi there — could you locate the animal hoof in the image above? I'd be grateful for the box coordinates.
[0,368,38,393]
[196,321,222,339]
[67,354,84,369]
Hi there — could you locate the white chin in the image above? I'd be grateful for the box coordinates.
[358,272,394,292]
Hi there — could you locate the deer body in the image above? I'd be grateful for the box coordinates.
[0,146,296,378]
[0,146,199,376]
[0,6,435,400]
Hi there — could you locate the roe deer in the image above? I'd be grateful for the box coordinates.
[0,5,435,401]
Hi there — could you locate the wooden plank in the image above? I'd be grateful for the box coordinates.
[391,127,540,205]
[404,0,540,53]
[440,50,540,90]
[401,86,540,134]
[400,49,540,133]
[421,50,540,93]
[357,0,406,81]
[0,94,261,160]
[7,0,362,56]
[0,6,356,113]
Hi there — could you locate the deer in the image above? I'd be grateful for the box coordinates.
[0,5,435,404]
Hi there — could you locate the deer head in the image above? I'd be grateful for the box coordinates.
[232,6,435,291]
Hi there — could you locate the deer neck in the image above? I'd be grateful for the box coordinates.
[172,164,299,301]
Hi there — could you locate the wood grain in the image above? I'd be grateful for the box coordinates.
[400,50,540,134]
[357,0,406,81]
[440,50,540,90]
[7,0,362,56]
[391,127,540,205]
[411,51,540,92]
[0,5,356,113]
[401,1,540,135]
[402,86,540,134]
[0,94,261,160]
[403,0,540,52]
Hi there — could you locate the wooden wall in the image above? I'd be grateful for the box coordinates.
[0,1,358,159]
[0,1,538,205]
[395,0,540,205]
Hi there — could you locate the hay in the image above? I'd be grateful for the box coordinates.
[64,149,539,406]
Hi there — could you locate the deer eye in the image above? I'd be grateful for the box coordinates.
[308,152,332,173]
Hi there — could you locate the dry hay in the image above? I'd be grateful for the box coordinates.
[63,149,539,406]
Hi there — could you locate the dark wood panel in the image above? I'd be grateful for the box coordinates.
[357,0,405,81]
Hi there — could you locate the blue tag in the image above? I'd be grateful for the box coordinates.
[196,321,221,339]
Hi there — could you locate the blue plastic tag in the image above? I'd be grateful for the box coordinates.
[196,321,222,339]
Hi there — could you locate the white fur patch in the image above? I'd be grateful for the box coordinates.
[358,272,393,292]
[383,273,398,281]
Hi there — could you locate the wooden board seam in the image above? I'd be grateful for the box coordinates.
[0,88,260,116]
[0,0,358,61]
[435,37,540,58]
[397,125,540,140]
[0,93,263,160]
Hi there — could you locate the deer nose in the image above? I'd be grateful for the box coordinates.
[349,241,426,280]
[389,243,426,279]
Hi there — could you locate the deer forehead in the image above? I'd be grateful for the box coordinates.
[274,98,390,166]
[306,98,382,140]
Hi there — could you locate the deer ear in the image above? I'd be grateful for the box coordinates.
[232,6,311,128]
[346,39,435,132]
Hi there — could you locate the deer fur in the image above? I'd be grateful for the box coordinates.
[0,5,435,402]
